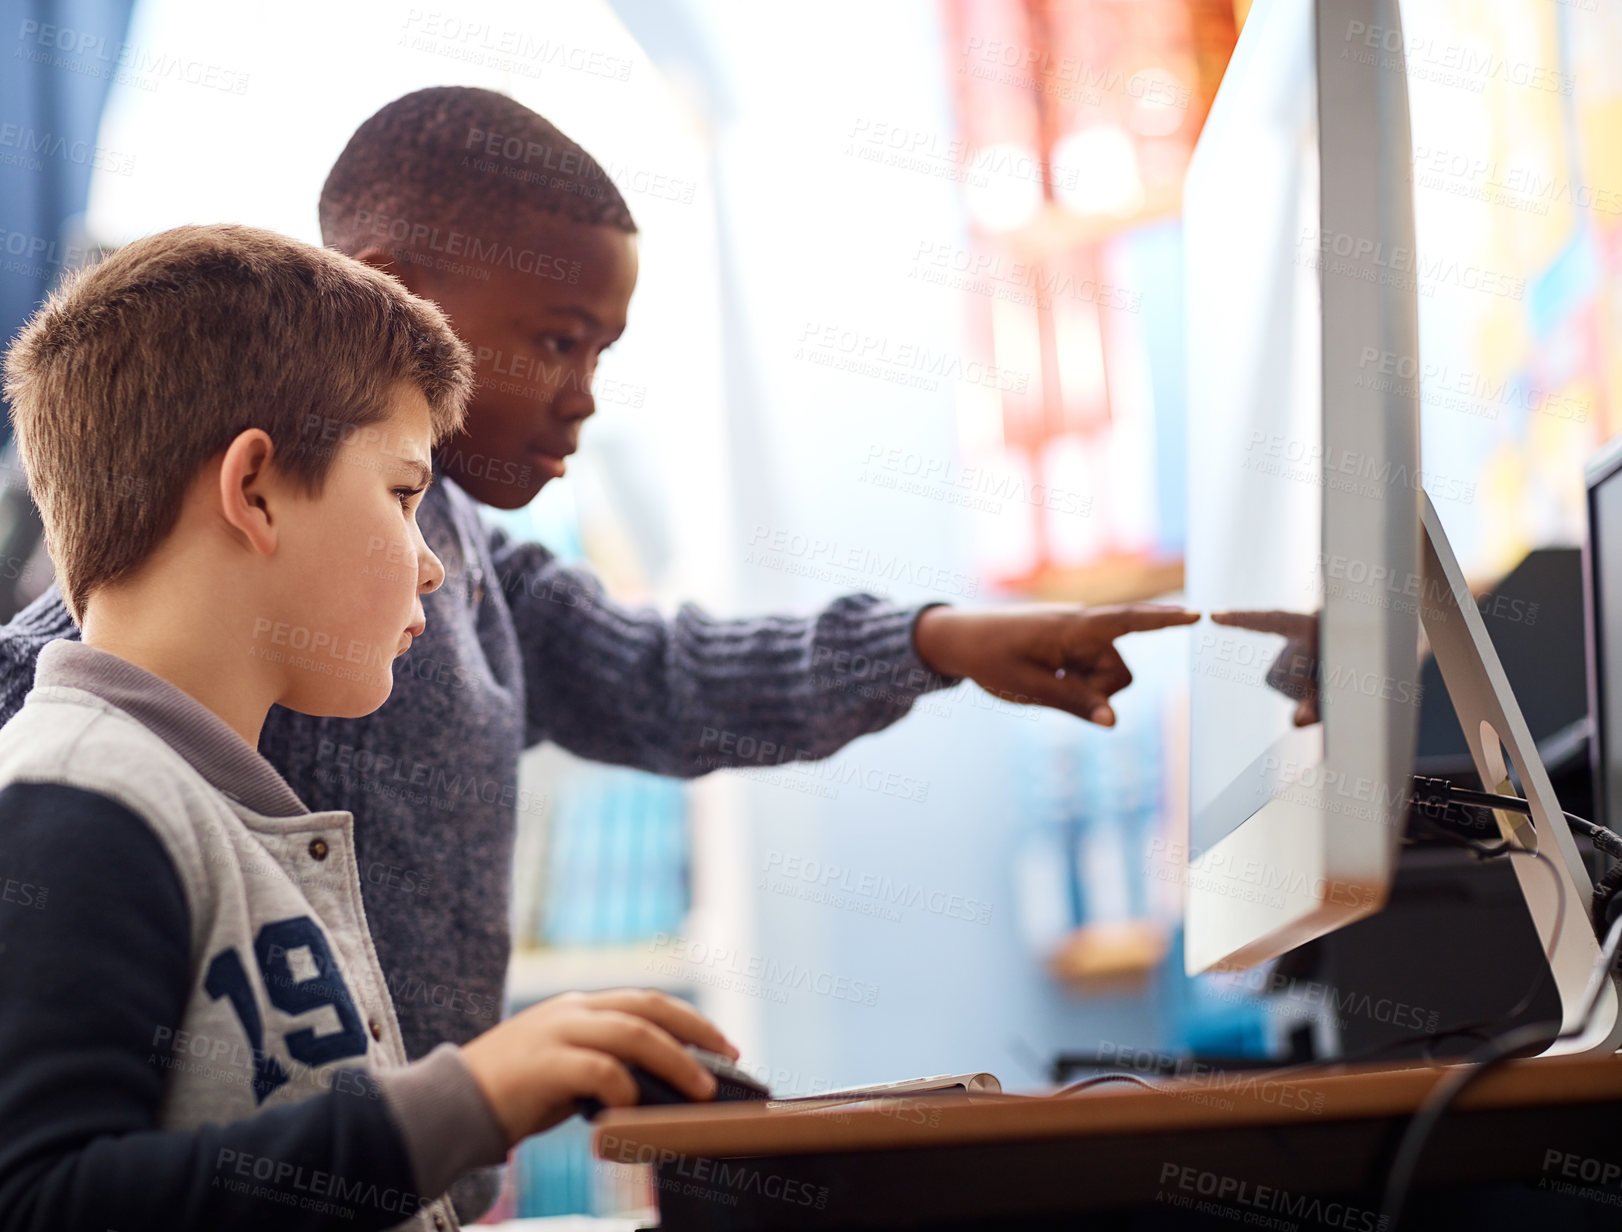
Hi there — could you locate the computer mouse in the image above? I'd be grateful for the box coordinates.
[576,1046,772,1120]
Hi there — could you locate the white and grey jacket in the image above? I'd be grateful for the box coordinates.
[0,467,957,1221]
[0,640,507,1232]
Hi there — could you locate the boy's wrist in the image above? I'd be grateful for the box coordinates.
[374,1043,511,1198]
[458,1035,525,1145]
[912,604,962,678]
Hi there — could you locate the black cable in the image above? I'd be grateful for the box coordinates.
[1054,1072,1160,1096]
[1596,863,1622,933]
[1049,778,1614,1223]
[1573,816,1622,862]
[1412,776,1622,862]
[1478,846,1565,1025]
[1274,789,1584,1227]
[1377,1020,1560,1228]
[1415,776,1622,937]
[1098,801,1572,1108]
[1253,843,1566,1085]
[1397,814,1566,1032]
[1374,811,1622,1232]
[1379,912,1622,1230]
[1193,783,1573,1092]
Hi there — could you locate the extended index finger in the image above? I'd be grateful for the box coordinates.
[1210,610,1315,637]
[1086,604,1202,637]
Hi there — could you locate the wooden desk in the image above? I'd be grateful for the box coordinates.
[592,1053,1622,1229]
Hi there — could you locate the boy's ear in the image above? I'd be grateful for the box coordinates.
[350,245,395,276]
[351,245,429,297]
[217,428,279,557]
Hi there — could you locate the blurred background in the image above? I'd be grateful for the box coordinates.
[4,0,1622,1218]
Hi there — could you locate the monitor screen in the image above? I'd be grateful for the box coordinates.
[1589,455,1622,833]
[1185,0,1323,863]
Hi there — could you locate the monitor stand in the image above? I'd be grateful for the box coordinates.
[1419,492,1622,1055]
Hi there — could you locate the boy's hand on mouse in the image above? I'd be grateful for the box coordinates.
[459,988,738,1143]
[912,604,1200,727]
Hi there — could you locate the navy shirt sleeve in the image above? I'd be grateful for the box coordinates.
[0,782,427,1232]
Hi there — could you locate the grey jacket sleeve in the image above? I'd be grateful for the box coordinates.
[486,525,962,777]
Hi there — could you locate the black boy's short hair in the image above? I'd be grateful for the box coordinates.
[319,86,636,263]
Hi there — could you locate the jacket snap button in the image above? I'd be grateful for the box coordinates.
[308,838,329,861]
[369,1018,384,1042]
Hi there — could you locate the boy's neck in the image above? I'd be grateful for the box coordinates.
[80,604,274,750]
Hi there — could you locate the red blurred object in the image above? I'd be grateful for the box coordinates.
[940,0,1237,595]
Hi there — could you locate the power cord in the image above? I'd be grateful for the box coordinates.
[1054,1072,1161,1096]
[1048,783,1586,1111]
[1377,778,1622,1229]
[1379,913,1622,1229]
[1412,775,1622,933]
[1037,778,1622,1226]
[1410,774,1622,868]
[1405,797,1568,1031]
[1246,841,1567,1087]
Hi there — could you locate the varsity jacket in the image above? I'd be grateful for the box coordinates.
[0,639,507,1231]
[0,465,959,1219]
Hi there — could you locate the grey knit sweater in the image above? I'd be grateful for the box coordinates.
[0,466,957,1215]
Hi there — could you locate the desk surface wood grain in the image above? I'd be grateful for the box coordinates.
[591,1050,1622,1159]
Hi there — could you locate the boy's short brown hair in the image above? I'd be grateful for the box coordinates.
[2,223,473,624]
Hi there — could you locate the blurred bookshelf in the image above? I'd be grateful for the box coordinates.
[499,1115,656,1222]
[506,944,698,1007]
[1014,553,1184,605]
[516,751,690,949]
[504,737,698,1012]
[502,742,698,1219]
[1049,918,1170,993]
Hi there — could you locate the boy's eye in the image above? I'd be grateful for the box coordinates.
[395,486,426,509]
[540,335,581,356]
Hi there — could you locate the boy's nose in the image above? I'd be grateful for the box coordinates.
[553,383,596,424]
[419,542,446,595]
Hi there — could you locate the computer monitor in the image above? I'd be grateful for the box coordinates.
[1182,0,1422,974]
[1585,438,1622,836]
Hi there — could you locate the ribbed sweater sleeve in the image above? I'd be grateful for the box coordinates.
[487,526,963,777]
[0,585,78,727]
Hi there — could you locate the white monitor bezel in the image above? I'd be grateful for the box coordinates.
[1184,0,1421,974]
